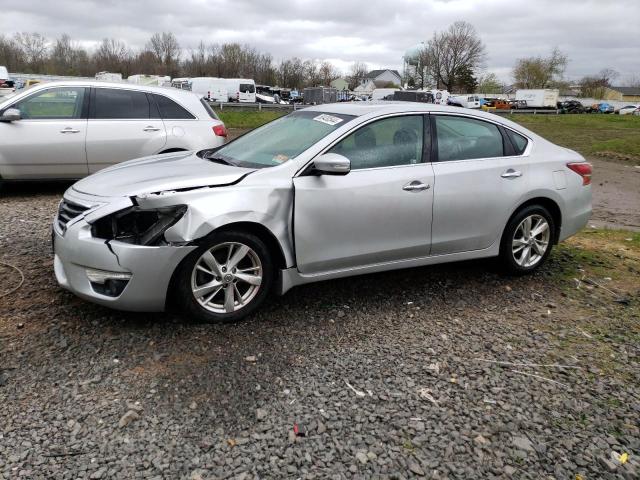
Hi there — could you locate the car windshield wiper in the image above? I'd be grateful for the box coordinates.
[206,154,236,167]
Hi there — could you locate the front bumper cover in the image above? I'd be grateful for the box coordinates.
[53,218,196,312]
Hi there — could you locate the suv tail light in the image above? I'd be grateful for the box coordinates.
[213,124,227,137]
[566,162,592,185]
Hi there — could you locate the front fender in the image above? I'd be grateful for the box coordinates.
[138,183,295,267]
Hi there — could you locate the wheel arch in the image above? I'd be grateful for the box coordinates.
[158,147,189,154]
[165,221,288,311]
[504,196,562,245]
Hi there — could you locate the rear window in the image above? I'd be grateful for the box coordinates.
[199,98,220,120]
[152,94,195,119]
[506,129,529,155]
[240,83,255,93]
[93,88,149,119]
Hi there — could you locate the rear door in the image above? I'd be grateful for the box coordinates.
[238,82,255,103]
[0,86,88,179]
[430,114,530,255]
[85,87,166,173]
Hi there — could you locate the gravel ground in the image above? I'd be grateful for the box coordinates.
[1,179,639,479]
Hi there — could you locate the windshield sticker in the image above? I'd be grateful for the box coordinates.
[272,154,290,164]
[313,114,344,126]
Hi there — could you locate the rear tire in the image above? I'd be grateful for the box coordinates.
[175,230,273,323]
[499,205,555,275]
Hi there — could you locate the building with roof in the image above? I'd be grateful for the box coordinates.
[603,86,640,102]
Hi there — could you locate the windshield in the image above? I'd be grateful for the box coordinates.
[209,110,355,168]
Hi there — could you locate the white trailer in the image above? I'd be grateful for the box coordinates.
[515,89,559,108]
[127,74,171,87]
[95,72,123,82]
[189,77,256,103]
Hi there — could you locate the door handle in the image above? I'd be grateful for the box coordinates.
[143,126,161,132]
[60,128,80,134]
[501,169,522,178]
[403,181,431,192]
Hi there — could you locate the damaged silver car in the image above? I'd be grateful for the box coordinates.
[53,103,592,322]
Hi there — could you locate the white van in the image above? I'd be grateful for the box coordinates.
[226,79,256,103]
[189,77,228,102]
[449,94,480,109]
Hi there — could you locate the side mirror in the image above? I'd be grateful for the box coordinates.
[313,153,350,175]
[0,108,21,122]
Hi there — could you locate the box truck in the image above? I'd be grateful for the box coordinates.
[515,89,559,108]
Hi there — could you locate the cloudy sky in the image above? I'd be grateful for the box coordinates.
[1,0,639,83]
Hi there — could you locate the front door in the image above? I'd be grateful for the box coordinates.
[294,114,434,274]
[86,87,166,173]
[0,86,88,179]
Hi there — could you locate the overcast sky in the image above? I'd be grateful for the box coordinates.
[1,0,638,83]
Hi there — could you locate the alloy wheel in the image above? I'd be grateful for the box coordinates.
[190,242,263,314]
[511,214,551,268]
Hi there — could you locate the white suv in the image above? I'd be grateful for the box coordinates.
[0,81,227,182]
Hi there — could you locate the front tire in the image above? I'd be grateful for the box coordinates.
[499,205,554,275]
[176,231,273,323]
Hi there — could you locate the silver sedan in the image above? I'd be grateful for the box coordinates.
[53,103,592,322]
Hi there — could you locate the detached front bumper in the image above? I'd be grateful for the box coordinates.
[53,219,196,312]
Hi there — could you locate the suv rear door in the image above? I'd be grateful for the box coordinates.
[85,87,166,173]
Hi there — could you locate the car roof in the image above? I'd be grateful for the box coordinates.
[303,101,508,120]
[301,101,543,140]
[15,80,200,100]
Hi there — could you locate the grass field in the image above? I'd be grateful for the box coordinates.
[215,110,285,129]
[215,109,640,162]
[511,114,640,160]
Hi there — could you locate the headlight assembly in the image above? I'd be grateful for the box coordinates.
[90,205,187,246]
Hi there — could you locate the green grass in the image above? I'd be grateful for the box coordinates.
[215,110,285,129]
[511,114,640,160]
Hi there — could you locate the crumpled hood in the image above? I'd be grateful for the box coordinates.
[72,151,255,197]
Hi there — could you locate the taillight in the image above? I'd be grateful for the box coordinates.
[567,162,592,185]
[213,124,227,137]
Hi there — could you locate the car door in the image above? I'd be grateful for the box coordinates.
[85,87,166,173]
[0,86,88,179]
[430,114,531,255]
[293,114,434,274]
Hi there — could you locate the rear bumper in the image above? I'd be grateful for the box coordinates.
[559,185,592,242]
[53,219,196,312]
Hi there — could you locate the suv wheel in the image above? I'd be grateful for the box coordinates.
[176,231,273,323]
[500,205,555,274]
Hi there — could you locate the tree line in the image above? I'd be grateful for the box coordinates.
[2,27,637,94]
[0,32,342,89]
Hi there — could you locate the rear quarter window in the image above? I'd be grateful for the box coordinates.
[506,129,529,155]
[152,94,195,120]
[199,98,220,120]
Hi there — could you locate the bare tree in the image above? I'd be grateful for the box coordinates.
[512,47,568,89]
[348,61,369,90]
[579,68,619,98]
[49,34,91,76]
[421,21,485,91]
[94,38,131,75]
[318,61,339,86]
[14,32,48,72]
[147,32,180,76]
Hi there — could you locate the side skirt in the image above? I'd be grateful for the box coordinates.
[275,242,500,295]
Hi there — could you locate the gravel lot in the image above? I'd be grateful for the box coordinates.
[1,167,639,479]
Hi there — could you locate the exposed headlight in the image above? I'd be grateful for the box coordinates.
[90,205,187,246]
